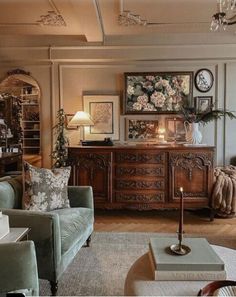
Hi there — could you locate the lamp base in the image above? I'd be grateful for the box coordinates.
[169,244,191,255]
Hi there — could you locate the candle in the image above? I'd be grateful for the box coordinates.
[0,211,2,218]
[179,187,184,237]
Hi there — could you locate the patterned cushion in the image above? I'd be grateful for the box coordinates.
[23,162,71,211]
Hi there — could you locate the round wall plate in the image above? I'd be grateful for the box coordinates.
[194,69,214,92]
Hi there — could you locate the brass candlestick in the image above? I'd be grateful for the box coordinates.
[169,187,191,255]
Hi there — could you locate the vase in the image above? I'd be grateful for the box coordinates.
[184,121,202,144]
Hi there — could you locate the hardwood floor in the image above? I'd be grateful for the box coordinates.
[94,209,236,249]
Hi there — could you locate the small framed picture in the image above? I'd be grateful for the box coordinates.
[65,114,77,130]
[125,119,159,141]
[194,96,213,114]
[83,95,120,140]
[165,117,186,142]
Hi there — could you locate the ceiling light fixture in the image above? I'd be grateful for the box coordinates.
[37,11,66,27]
[211,0,236,31]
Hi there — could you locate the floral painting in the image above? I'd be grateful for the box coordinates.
[124,72,193,114]
[126,119,159,141]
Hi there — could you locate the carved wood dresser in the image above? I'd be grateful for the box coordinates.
[68,145,215,211]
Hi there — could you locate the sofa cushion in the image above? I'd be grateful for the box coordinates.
[0,181,15,209]
[0,176,23,209]
[50,208,94,254]
[23,162,71,211]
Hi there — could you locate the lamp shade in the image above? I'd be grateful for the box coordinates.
[68,111,94,127]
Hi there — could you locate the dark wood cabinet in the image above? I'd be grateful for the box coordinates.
[68,150,112,204]
[68,145,214,210]
[169,151,213,208]
[0,152,22,176]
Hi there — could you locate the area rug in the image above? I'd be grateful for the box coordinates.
[39,232,236,296]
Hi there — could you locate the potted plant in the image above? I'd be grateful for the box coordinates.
[180,106,236,144]
[51,109,69,168]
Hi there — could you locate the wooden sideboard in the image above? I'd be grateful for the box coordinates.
[67,145,215,211]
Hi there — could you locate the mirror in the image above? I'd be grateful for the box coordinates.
[0,69,41,167]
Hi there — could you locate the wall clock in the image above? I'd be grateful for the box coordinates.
[194,69,214,92]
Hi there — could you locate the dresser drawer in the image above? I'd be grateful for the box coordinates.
[115,164,165,178]
[114,151,165,164]
[115,192,165,203]
[115,179,165,190]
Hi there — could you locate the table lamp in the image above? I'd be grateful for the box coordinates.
[68,111,94,143]
[158,127,166,143]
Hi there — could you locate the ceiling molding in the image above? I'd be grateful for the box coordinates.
[37,0,66,26]
[37,11,66,27]
[94,0,105,44]
[0,0,66,27]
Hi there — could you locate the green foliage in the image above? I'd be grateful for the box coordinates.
[180,106,236,125]
[51,109,69,168]
[198,109,236,125]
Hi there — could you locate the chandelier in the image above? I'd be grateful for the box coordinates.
[211,0,236,31]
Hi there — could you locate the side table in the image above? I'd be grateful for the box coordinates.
[0,228,30,243]
[124,245,236,296]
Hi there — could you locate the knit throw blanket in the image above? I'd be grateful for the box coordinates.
[212,165,236,217]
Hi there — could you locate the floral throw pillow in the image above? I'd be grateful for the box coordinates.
[23,162,71,211]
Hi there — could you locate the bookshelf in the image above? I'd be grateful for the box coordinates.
[20,87,41,155]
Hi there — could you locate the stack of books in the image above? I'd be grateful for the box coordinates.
[149,237,226,281]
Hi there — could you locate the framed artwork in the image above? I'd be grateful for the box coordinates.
[125,119,159,141]
[65,114,77,130]
[194,96,213,114]
[194,69,214,92]
[83,95,120,140]
[165,117,186,142]
[124,72,193,114]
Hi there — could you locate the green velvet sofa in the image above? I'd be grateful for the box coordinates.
[0,176,94,295]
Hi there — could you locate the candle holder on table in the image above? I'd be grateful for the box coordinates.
[169,187,191,256]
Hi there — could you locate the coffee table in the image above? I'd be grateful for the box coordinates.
[0,228,30,243]
[124,245,236,296]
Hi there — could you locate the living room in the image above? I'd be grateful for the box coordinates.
[0,0,236,296]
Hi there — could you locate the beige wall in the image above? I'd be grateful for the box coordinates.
[0,44,236,167]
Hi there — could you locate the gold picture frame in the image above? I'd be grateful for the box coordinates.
[165,117,186,142]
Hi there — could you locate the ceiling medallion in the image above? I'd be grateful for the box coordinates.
[118,11,147,26]
[37,11,66,27]
[211,0,236,31]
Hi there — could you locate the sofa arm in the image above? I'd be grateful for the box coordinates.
[0,241,39,296]
[1,209,61,281]
[68,186,94,209]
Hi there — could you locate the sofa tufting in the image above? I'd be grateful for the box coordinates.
[0,175,94,295]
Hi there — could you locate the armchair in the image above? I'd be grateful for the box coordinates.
[0,241,39,296]
[0,176,94,295]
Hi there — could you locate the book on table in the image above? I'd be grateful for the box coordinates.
[149,237,226,281]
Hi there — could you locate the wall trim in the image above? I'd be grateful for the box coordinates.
[223,63,227,166]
